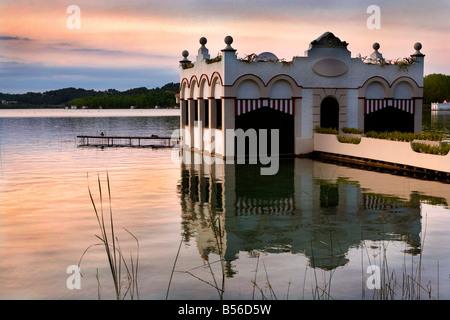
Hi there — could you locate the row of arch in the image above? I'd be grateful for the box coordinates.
[180,72,223,100]
[181,73,421,101]
[362,77,419,133]
[181,74,300,100]
[180,74,420,155]
[363,76,419,100]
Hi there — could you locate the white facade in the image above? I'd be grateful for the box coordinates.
[431,101,450,111]
[179,32,425,159]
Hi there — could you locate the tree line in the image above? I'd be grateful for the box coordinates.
[2,75,449,108]
[423,73,450,104]
[68,89,177,109]
[0,82,180,108]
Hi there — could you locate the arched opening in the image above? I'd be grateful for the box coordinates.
[236,79,260,99]
[180,81,189,126]
[364,107,414,133]
[320,97,339,130]
[235,107,294,157]
[190,79,198,100]
[269,80,293,99]
[365,81,386,99]
[394,81,413,99]
[364,81,415,133]
[211,77,222,130]
[234,78,294,158]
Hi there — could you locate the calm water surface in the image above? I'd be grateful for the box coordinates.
[423,109,450,139]
[0,109,449,300]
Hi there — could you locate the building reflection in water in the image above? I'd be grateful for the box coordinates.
[177,152,447,277]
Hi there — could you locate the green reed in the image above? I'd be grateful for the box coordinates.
[79,172,139,300]
[166,201,227,299]
[360,216,436,300]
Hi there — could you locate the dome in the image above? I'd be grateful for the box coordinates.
[256,52,278,62]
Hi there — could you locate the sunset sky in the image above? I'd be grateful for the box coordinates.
[1,0,449,93]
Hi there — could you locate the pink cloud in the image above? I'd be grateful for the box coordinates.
[1,0,448,92]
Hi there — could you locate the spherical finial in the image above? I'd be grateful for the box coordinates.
[224,35,233,46]
[223,35,235,51]
[370,43,383,60]
[411,42,424,57]
[180,50,191,64]
[199,37,207,46]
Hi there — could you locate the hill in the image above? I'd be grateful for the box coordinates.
[0,82,180,109]
[3,75,446,108]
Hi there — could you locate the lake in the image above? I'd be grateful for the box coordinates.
[0,108,449,300]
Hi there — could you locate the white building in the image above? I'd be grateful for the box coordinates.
[179,32,425,159]
[431,101,450,111]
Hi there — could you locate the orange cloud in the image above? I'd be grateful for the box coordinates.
[1,0,448,92]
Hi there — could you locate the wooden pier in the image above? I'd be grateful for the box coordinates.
[77,135,178,148]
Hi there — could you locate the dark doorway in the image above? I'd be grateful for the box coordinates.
[203,100,209,128]
[182,101,188,126]
[235,159,295,201]
[235,107,294,157]
[364,106,414,133]
[320,97,339,130]
[215,99,222,129]
[320,184,339,209]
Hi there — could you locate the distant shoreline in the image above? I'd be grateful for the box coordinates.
[0,106,178,110]
[0,108,180,118]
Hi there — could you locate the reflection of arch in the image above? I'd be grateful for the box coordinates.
[177,160,423,273]
[320,183,339,215]
[234,160,295,212]
[320,97,339,130]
